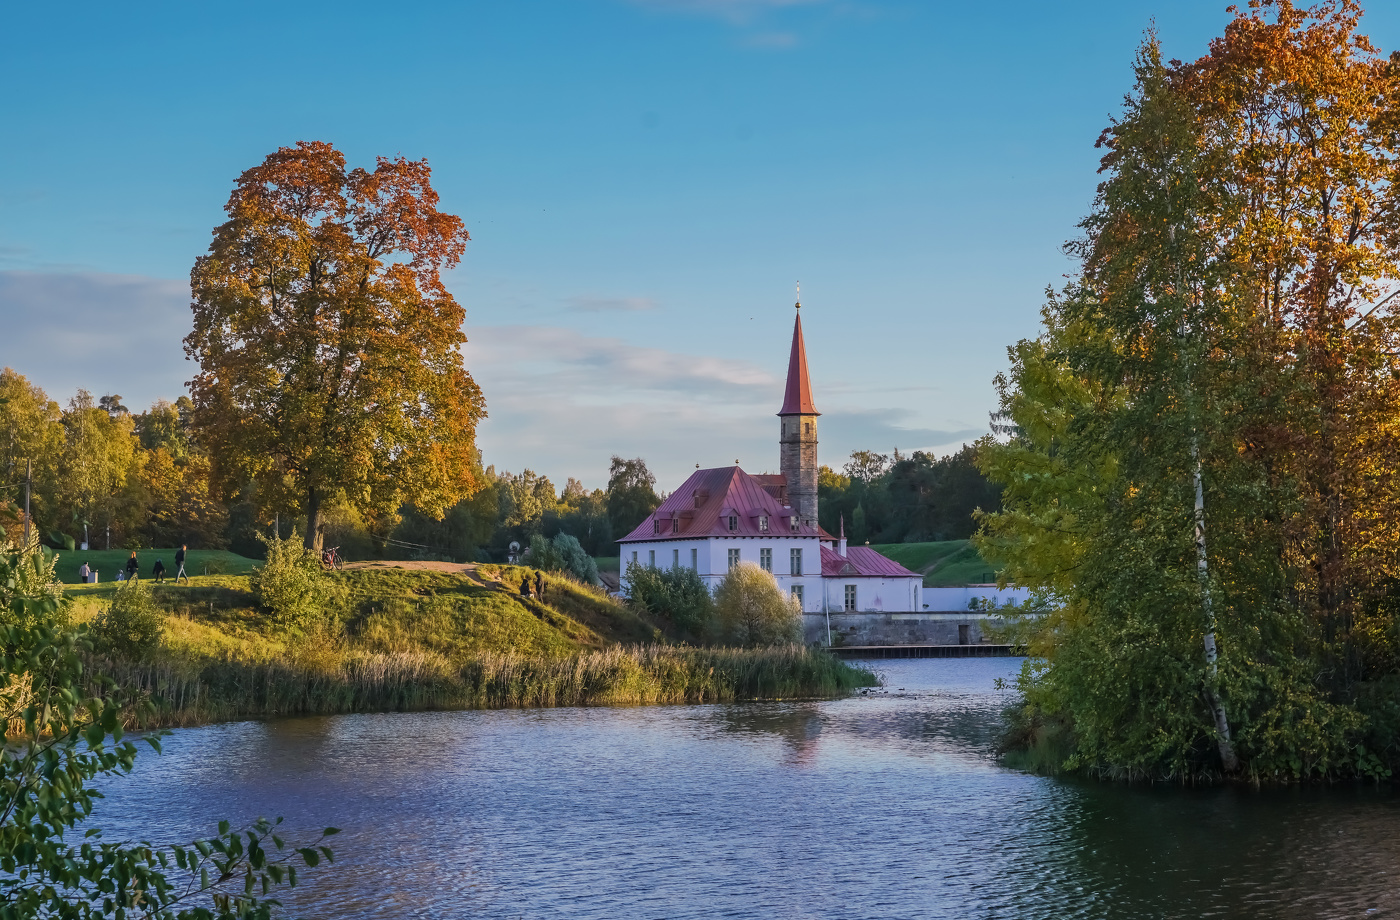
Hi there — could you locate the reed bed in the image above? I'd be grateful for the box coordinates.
[95,644,878,728]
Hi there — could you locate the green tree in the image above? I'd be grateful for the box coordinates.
[625,560,715,638]
[58,390,139,551]
[606,456,660,539]
[714,562,801,647]
[90,577,164,660]
[528,532,601,585]
[186,140,486,552]
[251,530,342,633]
[0,369,64,542]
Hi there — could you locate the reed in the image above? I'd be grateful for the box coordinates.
[98,644,877,728]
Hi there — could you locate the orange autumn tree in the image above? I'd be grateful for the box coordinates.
[1186,0,1400,688]
[186,141,485,551]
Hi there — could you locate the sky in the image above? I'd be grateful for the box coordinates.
[4,0,1398,491]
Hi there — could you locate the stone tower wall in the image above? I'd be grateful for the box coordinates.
[780,414,819,527]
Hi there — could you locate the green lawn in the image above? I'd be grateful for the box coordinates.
[869,539,999,587]
[55,548,261,584]
[594,556,620,575]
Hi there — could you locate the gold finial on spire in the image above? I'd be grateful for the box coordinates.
[795,281,801,310]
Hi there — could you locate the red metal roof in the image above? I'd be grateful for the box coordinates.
[619,466,824,543]
[820,545,918,578]
[778,310,819,416]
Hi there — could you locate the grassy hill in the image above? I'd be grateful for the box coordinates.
[63,562,872,725]
[868,539,998,586]
[56,548,260,584]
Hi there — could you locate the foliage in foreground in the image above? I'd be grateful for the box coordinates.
[714,563,802,648]
[0,539,336,918]
[623,561,716,639]
[978,2,1400,782]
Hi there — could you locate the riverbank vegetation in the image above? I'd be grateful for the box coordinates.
[980,0,1400,783]
[60,548,872,727]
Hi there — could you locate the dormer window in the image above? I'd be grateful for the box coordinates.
[728,515,738,532]
[653,519,660,535]
[790,516,800,532]
[671,518,679,534]
[758,515,769,532]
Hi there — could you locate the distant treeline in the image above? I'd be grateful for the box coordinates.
[1,367,999,561]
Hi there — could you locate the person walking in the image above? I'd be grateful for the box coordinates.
[79,561,91,582]
[535,571,545,600]
[125,551,139,581]
[175,544,189,584]
[152,558,166,584]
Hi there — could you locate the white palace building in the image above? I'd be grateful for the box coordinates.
[618,302,925,619]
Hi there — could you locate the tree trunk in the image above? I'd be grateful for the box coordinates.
[1194,439,1240,773]
[305,488,325,553]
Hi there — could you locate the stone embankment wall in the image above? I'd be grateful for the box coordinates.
[804,612,1002,647]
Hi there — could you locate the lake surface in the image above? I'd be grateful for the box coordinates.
[95,658,1400,919]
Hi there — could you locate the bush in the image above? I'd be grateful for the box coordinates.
[251,531,342,633]
[90,577,164,660]
[528,533,601,586]
[714,562,802,647]
[625,561,715,638]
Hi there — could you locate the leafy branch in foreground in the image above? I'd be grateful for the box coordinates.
[0,538,338,918]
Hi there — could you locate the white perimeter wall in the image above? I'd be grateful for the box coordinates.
[922,585,1032,611]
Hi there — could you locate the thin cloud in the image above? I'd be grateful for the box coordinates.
[626,0,828,25]
[565,295,659,313]
[0,271,193,409]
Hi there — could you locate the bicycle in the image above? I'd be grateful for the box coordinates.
[321,546,345,571]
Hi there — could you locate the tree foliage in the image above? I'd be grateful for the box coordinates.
[186,140,486,551]
[250,531,342,633]
[979,3,1400,780]
[624,561,716,638]
[90,576,165,661]
[714,562,802,647]
[606,456,661,539]
[528,532,601,585]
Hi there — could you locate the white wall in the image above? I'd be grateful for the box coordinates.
[620,535,826,612]
[819,576,923,614]
[921,585,1032,611]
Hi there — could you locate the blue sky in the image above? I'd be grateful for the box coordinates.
[5,0,1397,490]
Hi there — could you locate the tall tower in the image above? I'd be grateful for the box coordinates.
[779,298,820,529]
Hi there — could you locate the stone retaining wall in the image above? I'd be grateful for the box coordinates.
[803,612,1003,647]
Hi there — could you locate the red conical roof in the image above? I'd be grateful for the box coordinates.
[778,308,819,416]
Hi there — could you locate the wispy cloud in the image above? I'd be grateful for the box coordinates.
[565,295,659,313]
[628,0,829,24]
[0,271,193,409]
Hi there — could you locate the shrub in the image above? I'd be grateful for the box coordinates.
[714,562,802,647]
[90,578,164,660]
[625,561,715,638]
[528,533,601,585]
[251,531,342,633]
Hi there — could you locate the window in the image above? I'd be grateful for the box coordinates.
[791,585,804,607]
[649,550,656,568]
[653,519,660,535]
[790,516,799,533]
[631,551,638,565]
[672,518,680,534]
[759,548,772,571]
[672,548,679,569]
[690,548,698,570]
[790,548,803,576]
[728,548,741,570]
[758,515,769,532]
[727,515,738,532]
[844,584,857,611]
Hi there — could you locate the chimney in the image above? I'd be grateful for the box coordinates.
[838,514,847,557]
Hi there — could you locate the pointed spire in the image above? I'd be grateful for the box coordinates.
[778,303,819,416]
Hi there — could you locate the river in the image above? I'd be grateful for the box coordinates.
[94,658,1400,919]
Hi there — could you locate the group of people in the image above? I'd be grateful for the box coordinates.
[518,570,547,600]
[78,545,190,585]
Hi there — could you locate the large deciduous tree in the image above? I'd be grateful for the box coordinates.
[186,141,486,550]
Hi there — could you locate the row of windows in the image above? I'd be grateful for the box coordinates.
[632,548,804,575]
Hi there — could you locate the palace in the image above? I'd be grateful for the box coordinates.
[617,301,923,618]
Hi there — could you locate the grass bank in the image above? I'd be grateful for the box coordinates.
[57,548,260,584]
[870,540,998,587]
[66,564,875,727]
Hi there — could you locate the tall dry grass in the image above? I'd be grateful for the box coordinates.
[96,644,877,728]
